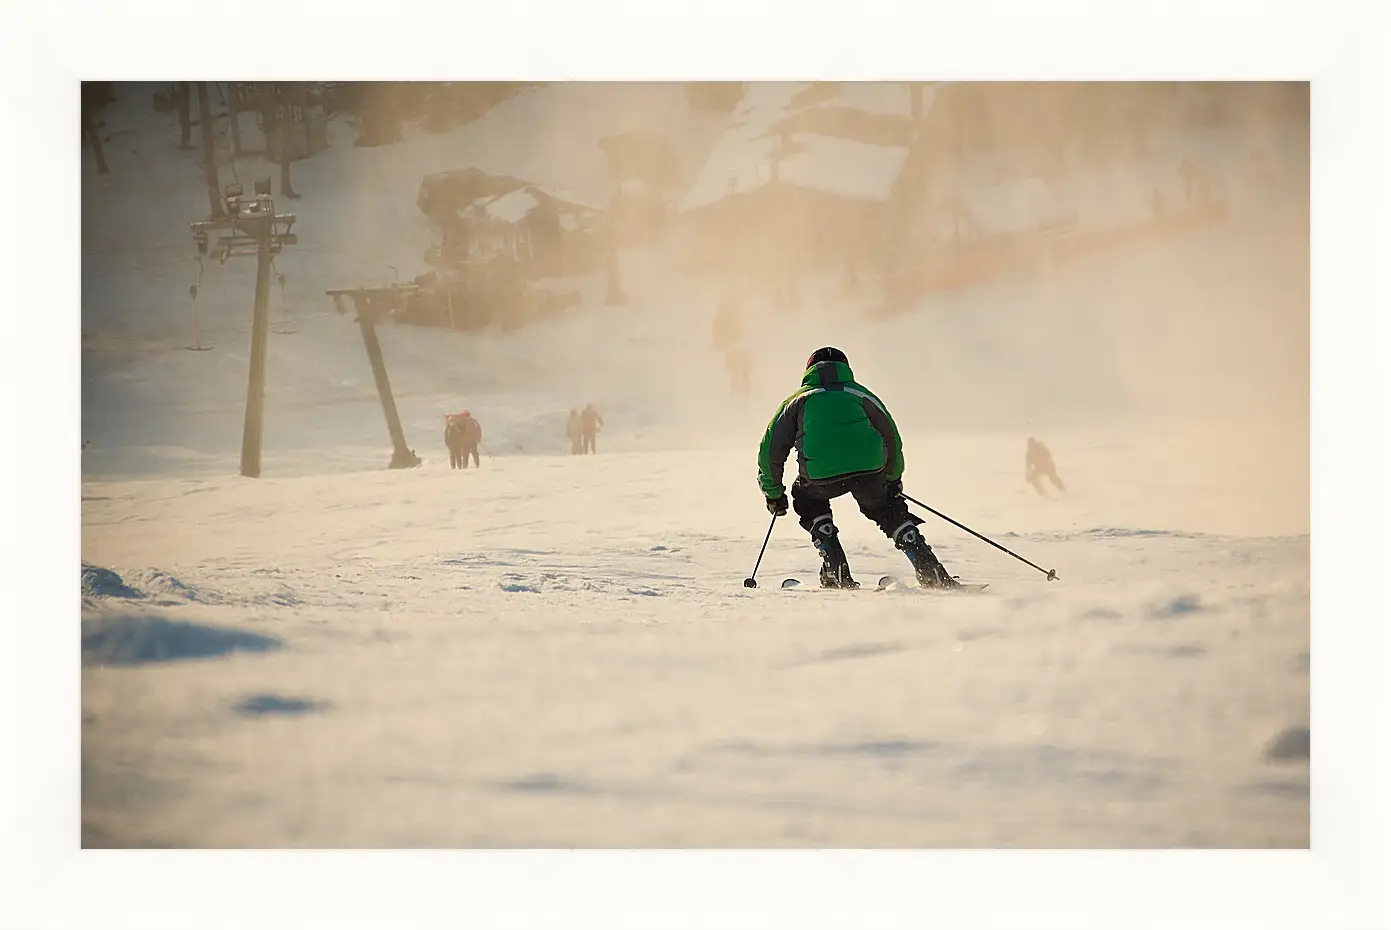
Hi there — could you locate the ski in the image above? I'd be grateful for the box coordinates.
[875,574,990,593]
[780,577,875,590]
[778,575,989,593]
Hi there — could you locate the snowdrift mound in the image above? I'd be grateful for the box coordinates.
[81,563,301,609]
[81,563,143,601]
[123,567,226,605]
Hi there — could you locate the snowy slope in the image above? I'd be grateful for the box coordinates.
[80,83,1309,847]
[80,440,1309,848]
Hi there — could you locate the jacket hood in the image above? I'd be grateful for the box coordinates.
[801,360,855,388]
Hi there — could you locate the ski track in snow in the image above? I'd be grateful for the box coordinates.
[80,84,1309,848]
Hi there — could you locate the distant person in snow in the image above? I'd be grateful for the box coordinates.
[711,297,743,351]
[444,414,466,469]
[459,411,482,468]
[445,411,482,469]
[579,404,603,455]
[566,409,582,455]
[725,345,752,398]
[1025,437,1066,496]
[712,297,752,397]
[1178,156,1212,205]
[757,347,959,589]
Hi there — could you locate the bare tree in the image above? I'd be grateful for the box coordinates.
[81,87,110,175]
[176,82,194,149]
[225,82,243,157]
[195,82,226,218]
[275,83,300,199]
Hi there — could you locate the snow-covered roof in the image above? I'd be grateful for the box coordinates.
[828,82,913,118]
[778,135,910,202]
[678,133,778,211]
[533,186,603,211]
[679,132,908,211]
[728,83,807,127]
[411,83,720,212]
[485,188,541,224]
[679,82,920,213]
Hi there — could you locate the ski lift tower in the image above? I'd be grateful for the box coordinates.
[325,282,423,471]
[190,179,298,478]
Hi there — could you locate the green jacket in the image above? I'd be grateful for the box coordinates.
[757,360,904,499]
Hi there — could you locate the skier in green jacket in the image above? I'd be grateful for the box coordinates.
[757,347,959,589]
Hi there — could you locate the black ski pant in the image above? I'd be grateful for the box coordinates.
[790,471,922,542]
[447,442,463,469]
[462,442,480,468]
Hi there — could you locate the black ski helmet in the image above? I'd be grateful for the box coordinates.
[806,346,848,368]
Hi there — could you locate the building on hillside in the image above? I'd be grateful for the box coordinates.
[419,169,604,279]
[366,168,606,334]
[677,83,918,298]
[882,175,1078,303]
[878,83,1251,310]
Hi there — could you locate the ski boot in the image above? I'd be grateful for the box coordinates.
[894,524,960,589]
[811,516,859,589]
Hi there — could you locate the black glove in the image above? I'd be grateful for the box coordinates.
[766,494,789,516]
[887,477,904,498]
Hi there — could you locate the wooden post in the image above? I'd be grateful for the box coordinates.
[239,214,274,478]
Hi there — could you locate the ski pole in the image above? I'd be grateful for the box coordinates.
[899,491,1058,582]
[743,512,779,588]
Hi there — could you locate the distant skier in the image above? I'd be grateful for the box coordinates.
[1025,437,1065,495]
[757,347,958,589]
[711,297,744,351]
[725,345,752,397]
[566,409,582,455]
[579,404,603,455]
[445,411,482,469]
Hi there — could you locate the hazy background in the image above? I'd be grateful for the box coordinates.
[82,82,1308,513]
